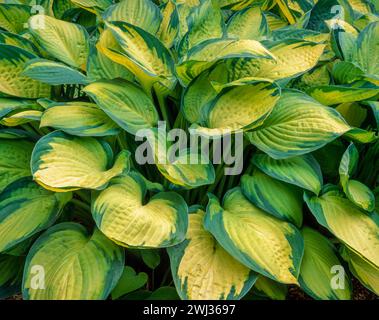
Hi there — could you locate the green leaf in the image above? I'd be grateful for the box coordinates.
[294,65,331,91]
[343,127,378,143]
[253,40,326,80]
[0,98,39,120]
[307,84,379,106]
[105,21,176,93]
[31,131,130,192]
[22,59,90,85]
[338,143,376,211]
[84,79,159,135]
[156,149,216,189]
[0,3,30,33]
[298,227,352,300]
[265,11,288,31]
[1,109,42,127]
[0,178,72,253]
[168,208,257,300]
[111,266,148,300]
[28,15,89,70]
[157,0,179,49]
[0,138,34,192]
[218,0,256,10]
[0,44,51,99]
[71,0,113,13]
[305,192,379,268]
[181,68,219,123]
[40,102,120,137]
[141,249,161,269]
[4,236,35,257]
[330,14,359,50]
[178,0,224,56]
[345,179,376,212]
[0,128,37,140]
[271,27,328,42]
[143,129,216,189]
[252,153,323,194]
[241,169,303,227]
[23,223,125,300]
[335,102,368,127]
[246,90,351,159]
[197,79,281,134]
[176,2,196,40]
[227,5,269,40]
[312,140,346,180]
[0,30,39,54]
[341,245,379,296]
[332,61,364,84]
[350,21,379,76]
[86,45,134,82]
[0,254,24,299]
[253,276,288,300]
[339,143,359,186]
[176,38,274,85]
[149,286,180,300]
[92,173,188,248]
[308,0,339,32]
[205,188,304,284]
[103,0,162,35]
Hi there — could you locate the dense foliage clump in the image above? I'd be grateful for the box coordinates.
[0,0,378,300]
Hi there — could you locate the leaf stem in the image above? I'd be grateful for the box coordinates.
[75,190,91,204]
[70,198,91,212]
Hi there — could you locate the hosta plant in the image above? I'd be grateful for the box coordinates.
[0,0,378,301]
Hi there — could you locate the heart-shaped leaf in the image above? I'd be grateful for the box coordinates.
[92,173,188,248]
[31,131,130,191]
[22,223,125,300]
[111,266,148,299]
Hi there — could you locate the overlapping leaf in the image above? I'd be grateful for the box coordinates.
[205,188,304,284]
[31,131,130,191]
[168,208,257,300]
